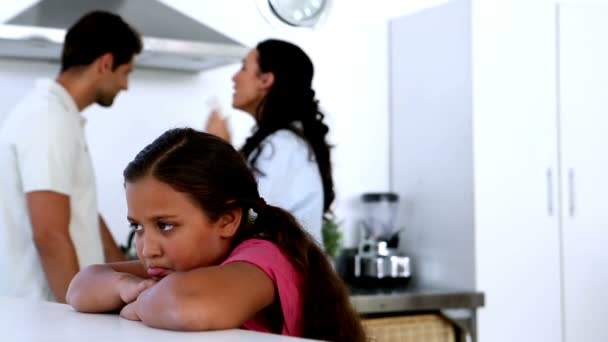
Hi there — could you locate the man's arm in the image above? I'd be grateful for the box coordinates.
[27,191,78,303]
[99,215,126,263]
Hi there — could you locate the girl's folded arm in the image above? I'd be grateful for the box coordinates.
[136,261,275,331]
[67,260,148,312]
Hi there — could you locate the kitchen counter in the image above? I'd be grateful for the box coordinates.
[349,285,484,342]
[350,285,484,314]
[0,296,316,342]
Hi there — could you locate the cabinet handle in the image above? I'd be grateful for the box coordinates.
[568,168,576,217]
[546,168,554,216]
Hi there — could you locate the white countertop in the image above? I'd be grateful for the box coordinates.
[0,296,317,342]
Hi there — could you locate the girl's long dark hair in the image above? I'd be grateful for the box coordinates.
[124,128,365,342]
[240,39,335,215]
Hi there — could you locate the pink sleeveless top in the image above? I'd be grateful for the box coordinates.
[221,238,303,336]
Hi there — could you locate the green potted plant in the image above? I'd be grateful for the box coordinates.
[322,214,342,258]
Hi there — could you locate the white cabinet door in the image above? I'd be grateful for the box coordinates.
[472,2,563,342]
[558,5,608,342]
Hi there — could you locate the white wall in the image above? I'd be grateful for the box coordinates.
[0,0,390,248]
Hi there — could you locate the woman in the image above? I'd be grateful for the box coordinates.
[207,39,333,243]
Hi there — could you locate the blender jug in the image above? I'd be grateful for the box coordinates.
[354,192,411,286]
[359,192,399,242]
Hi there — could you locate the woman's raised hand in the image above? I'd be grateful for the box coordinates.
[205,110,231,142]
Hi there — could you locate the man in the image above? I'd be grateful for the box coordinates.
[0,11,143,302]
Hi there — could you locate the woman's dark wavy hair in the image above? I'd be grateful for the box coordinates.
[240,39,335,216]
[123,128,365,342]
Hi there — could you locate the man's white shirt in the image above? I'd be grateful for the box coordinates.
[0,79,104,301]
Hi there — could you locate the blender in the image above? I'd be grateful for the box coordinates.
[359,192,400,244]
[353,192,411,287]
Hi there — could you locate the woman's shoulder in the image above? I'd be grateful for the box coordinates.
[258,129,309,159]
[262,128,305,144]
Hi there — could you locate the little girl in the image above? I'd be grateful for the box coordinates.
[67,128,365,341]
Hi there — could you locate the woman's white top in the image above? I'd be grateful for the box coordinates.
[249,129,324,243]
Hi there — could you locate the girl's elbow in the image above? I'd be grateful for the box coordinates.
[66,282,97,313]
[66,290,94,313]
[66,265,119,312]
[65,289,79,310]
[66,274,86,311]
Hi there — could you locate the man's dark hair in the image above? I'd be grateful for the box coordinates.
[61,11,143,72]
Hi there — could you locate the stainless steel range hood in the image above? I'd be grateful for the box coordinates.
[0,0,248,72]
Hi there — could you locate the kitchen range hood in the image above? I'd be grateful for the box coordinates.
[0,0,248,72]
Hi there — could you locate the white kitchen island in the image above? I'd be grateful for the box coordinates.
[0,296,317,342]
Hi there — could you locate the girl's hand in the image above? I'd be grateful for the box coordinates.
[119,301,140,321]
[117,274,156,304]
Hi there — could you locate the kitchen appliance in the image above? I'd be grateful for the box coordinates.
[0,0,248,72]
[352,192,411,287]
[358,192,400,243]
